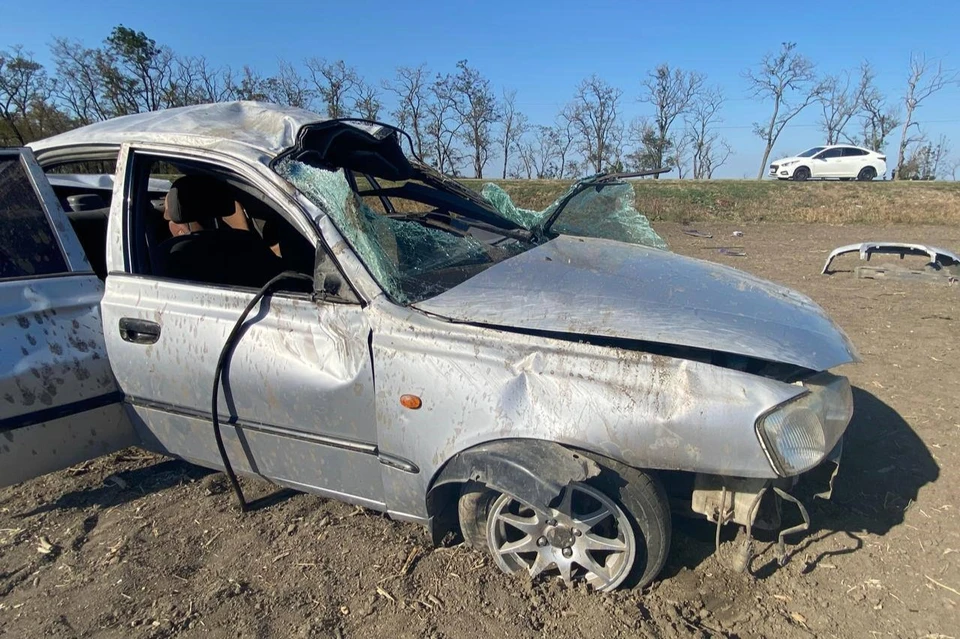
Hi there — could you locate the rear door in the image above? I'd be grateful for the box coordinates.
[0,148,136,487]
[842,147,868,175]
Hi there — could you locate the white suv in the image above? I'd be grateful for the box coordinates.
[769,145,886,181]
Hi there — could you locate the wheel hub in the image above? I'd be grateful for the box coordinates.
[545,525,576,549]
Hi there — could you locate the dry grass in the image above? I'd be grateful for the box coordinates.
[456,178,960,225]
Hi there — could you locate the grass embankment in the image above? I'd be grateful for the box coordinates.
[457,179,960,225]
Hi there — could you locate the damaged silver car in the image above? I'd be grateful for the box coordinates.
[1,102,858,592]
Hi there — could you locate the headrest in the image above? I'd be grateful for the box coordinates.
[165,175,236,224]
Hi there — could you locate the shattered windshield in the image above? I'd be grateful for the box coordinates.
[481,181,668,251]
[276,159,532,304]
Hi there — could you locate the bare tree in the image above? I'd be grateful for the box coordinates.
[700,139,732,179]
[671,134,692,179]
[894,54,958,178]
[270,60,312,108]
[931,134,951,179]
[607,119,626,172]
[424,73,463,174]
[450,60,499,178]
[517,125,561,178]
[685,86,730,179]
[384,64,431,159]
[167,56,237,106]
[353,80,381,119]
[898,133,950,180]
[232,62,311,108]
[0,46,54,144]
[498,89,527,178]
[306,58,359,118]
[554,106,579,179]
[569,75,623,173]
[639,64,703,178]
[235,66,269,102]
[819,63,871,144]
[847,68,900,152]
[744,42,823,180]
[51,37,109,123]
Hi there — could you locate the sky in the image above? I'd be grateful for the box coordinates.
[3,0,960,178]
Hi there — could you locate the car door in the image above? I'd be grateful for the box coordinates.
[0,148,136,487]
[842,147,867,176]
[98,143,385,510]
[812,147,844,177]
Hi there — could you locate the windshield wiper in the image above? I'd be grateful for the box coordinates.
[536,167,670,237]
[412,161,533,237]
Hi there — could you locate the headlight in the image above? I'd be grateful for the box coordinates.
[781,160,798,167]
[756,373,853,476]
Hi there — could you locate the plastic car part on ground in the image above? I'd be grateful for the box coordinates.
[480,182,669,251]
[821,242,960,275]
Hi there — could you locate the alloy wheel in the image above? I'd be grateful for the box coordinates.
[486,482,636,591]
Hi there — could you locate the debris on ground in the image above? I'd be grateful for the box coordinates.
[719,248,747,257]
[821,241,960,277]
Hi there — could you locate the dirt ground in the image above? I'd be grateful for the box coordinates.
[2,222,958,639]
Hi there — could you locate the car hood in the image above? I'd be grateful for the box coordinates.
[772,156,802,164]
[413,236,859,371]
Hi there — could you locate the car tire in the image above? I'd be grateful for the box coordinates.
[458,456,671,591]
[793,166,810,181]
[857,167,877,181]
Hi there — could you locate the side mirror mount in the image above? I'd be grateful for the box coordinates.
[313,244,359,304]
[321,272,343,297]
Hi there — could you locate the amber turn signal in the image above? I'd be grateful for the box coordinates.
[400,394,422,410]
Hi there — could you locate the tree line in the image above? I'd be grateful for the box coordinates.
[1,28,956,180]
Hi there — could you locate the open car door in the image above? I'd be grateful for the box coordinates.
[0,148,136,487]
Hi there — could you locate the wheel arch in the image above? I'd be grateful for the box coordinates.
[425,438,602,543]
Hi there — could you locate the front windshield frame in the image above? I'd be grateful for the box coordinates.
[797,147,826,158]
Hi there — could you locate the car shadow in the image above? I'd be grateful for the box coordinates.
[661,386,939,580]
[17,456,298,518]
[16,458,214,517]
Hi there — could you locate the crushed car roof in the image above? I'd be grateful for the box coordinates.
[29,102,329,166]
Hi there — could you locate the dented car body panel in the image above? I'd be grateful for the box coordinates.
[6,104,859,550]
[369,298,818,522]
[415,235,859,372]
[1,149,135,486]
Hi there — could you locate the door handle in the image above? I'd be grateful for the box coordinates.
[119,318,161,344]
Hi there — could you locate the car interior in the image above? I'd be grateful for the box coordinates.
[44,155,317,293]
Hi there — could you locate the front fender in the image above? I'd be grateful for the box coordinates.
[430,439,599,511]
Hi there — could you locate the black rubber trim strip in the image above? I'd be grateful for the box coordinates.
[124,396,418,473]
[1,391,123,434]
[0,270,97,284]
